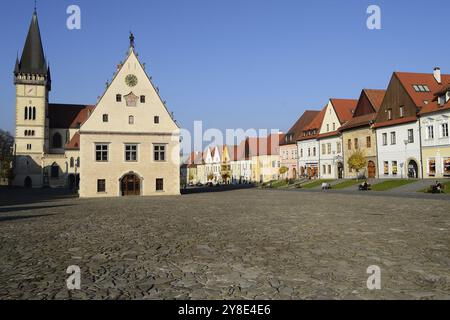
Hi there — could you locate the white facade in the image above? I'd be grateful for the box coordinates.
[318,136,344,179]
[420,110,450,178]
[231,160,252,183]
[375,121,422,179]
[297,139,320,178]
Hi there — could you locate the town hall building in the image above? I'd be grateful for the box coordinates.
[13,10,181,197]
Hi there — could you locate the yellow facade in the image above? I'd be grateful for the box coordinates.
[422,146,450,179]
[342,126,378,179]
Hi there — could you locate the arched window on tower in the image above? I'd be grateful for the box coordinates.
[52,132,62,149]
[32,107,36,120]
[24,107,28,120]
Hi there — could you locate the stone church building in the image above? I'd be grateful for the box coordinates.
[13,10,180,197]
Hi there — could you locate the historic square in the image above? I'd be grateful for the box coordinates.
[0,188,449,300]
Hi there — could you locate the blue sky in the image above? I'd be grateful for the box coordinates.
[1,0,449,135]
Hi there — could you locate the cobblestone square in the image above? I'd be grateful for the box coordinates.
[0,189,449,300]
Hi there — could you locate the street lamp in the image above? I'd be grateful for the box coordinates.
[403,139,409,179]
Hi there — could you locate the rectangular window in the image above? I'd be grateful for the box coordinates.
[390,132,396,145]
[382,133,387,146]
[154,116,160,124]
[408,129,414,143]
[428,159,436,177]
[444,158,450,177]
[348,139,352,150]
[327,124,329,132]
[323,165,326,174]
[116,94,122,102]
[27,144,32,150]
[154,145,166,161]
[366,136,371,148]
[327,143,331,154]
[300,149,303,158]
[399,106,404,118]
[322,144,326,155]
[97,179,106,193]
[140,95,146,103]
[337,142,341,154]
[95,144,108,162]
[103,114,109,122]
[328,165,331,174]
[354,138,359,150]
[427,126,434,139]
[125,144,138,162]
[392,161,398,175]
[384,161,389,175]
[387,109,392,120]
[441,123,448,138]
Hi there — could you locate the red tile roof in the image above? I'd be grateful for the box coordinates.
[49,104,95,129]
[65,133,80,150]
[395,72,450,108]
[364,89,386,111]
[373,116,417,129]
[281,110,320,145]
[330,99,358,124]
[339,113,377,131]
[297,106,327,141]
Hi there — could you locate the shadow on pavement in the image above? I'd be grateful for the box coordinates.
[181,184,256,195]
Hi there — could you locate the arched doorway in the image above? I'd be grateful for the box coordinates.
[68,174,76,190]
[121,174,141,196]
[337,162,344,179]
[408,160,419,179]
[368,161,376,178]
[24,176,32,188]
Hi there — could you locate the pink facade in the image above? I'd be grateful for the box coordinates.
[280,143,298,179]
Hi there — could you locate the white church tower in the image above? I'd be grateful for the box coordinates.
[13,9,51,188]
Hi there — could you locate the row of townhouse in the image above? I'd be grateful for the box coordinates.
[181,134,283,185]
[280,68,450,180]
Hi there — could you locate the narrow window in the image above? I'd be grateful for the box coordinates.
[348,139,352,150]
[156,179,164,191]
[408,129,414,143]
[70,157,74,168]
[129,116,134,125]
[154,116,160,124]
[387,109,392,120]
[33,107,36,120]
[427,126,434,139]
[384,161,389,175]
[97,179,106,193]
[24,107,28,120]
[392,161,398,175]
[103,114,109,122]
[390,132,396,145]
[428,159,436,177]
[399,106,404,118]
[442,123,449,138]
[354,138,359,150]
[366,136,371,148]
[116,94,122,102]
[382,133,388,146]
[140,95,146,103]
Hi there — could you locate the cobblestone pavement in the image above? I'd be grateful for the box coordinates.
[0,188,449,300]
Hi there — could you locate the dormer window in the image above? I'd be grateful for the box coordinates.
[438,96,446,107]
[413,85,431,92]
[399,106,404,118]
[387,108,392,120]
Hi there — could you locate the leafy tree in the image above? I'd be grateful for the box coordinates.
[207,173,214,182]
[279,166,289,176]
[0,129,14,183]
[347,150,367,179]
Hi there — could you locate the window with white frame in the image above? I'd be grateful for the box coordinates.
[428,158,436,176]
[441,123,449,138]
[382,133,387,146]
[125,144,138,162]
[95,144,109,162]
[427,125,434,139]
[407,129,414,143]
[154,144,166,162]
[390,132,396,145]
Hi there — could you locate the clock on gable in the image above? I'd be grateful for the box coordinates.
[125,74,138,87]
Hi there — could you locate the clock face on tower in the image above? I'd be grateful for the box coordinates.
[125,74,138,87]
[25,85,36,96]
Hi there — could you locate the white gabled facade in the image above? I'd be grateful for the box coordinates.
[79,38,180,197]
[375,121,422,179]
[297,139,320,178]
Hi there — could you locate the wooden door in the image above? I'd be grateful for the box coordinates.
[121,174,141,196]
[368,161,376,178]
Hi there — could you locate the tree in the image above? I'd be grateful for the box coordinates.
[0,129,14,184]
[347,150,367,179]
[279,166,289,177]
[207,173,214,182]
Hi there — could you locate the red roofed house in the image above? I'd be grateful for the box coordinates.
[317,98,358,179]
[249,133,283,183]
[374,69,450,179]
[280,111,319,180]
[297,107,327,179]
[340,89,386,179]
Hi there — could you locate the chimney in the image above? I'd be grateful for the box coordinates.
[434,67,441,84]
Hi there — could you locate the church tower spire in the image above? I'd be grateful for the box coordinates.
[16,10,47,76]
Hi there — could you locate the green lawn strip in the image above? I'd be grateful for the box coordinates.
[332,180,362,190]
[301,179,335,189]
[371,179,417,192]
[270,180,289,188]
